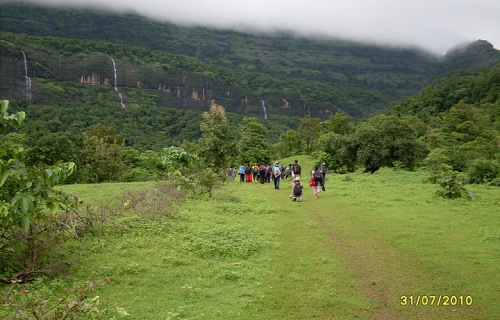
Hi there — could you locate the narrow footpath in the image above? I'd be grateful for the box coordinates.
[247,178,480,320]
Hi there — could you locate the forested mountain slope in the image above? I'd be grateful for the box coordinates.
[390,65,500,117]
[1,2,500,150]
[2,2,499,115]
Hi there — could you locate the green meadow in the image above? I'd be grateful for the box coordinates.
[4,157,499,319]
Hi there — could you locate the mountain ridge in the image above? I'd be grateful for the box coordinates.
[1,2,499,122]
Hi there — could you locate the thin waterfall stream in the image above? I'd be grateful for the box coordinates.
[110,57,126,108]
[21,50,32,103]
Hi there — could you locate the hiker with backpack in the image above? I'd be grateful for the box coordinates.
[293,160,302,179]
[311,165,323,198]
[272,162,282,190]
[252,163,259,183]
[320,162,327,191]
[245,164,253,182]
[289,177,304,202]
[266,164,272,183]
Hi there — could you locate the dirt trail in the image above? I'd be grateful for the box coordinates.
[295,198,477,320]
[305,206,400,319]
[253,179,479,319]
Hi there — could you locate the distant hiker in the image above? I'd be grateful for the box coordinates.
[293,160,302,179]
[266,164,272,183]
[238,165,246,182]
[228,165,236,182]
[252,163,259,183]
[245,164,253,182]
[283,164,292,179]
[311,165,322,198]
[290,177,303,202]
[272,162,282,190]
[259,162,267,184]
[320,162,327,191]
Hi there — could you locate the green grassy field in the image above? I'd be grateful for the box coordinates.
[7,158,499,319]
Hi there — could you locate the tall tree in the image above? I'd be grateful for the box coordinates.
[298,115,322,154]
[238,117,271,165]
[280,130,304,157]
[80,123,125,182]
[198,104,231,170]
[326,113,350,135]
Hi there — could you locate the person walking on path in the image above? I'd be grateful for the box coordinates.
[311,165,322,198]
[320,162,327,191]
[252,163,259,183]
[272,162,282,190]
[238,164,246,183]
[266,164,272,183]
[293,159,302,180]
[245,164,253,183]
[258,162,267,184]
[283,164,292,179]
[289,177,304,202]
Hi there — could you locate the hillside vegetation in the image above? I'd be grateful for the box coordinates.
[1,2,500,120]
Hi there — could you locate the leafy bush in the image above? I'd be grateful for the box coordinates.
[424,148,452,183]
[436,173,475,199]
[1,280,112,319]
[1,101,78,281]
[122,167,153,182]
[467,159,500,184]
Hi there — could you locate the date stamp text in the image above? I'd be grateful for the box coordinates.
[400,295,473,306]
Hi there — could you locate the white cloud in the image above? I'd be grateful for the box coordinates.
[14,0,500,54]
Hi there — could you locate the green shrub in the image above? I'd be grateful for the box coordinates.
[122,167,153,182]
[436,173,475,199]
[1,280,111,319]
[467,159,500,184]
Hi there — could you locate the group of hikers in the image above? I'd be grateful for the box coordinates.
[227,160,327,202]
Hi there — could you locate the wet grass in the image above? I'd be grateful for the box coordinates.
[5,164,499,319]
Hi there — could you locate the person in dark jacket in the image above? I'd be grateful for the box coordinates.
[293,159,302,179]
[258,162,267,184]
[320,162,327,191]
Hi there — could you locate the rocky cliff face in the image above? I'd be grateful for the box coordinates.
[78,73,109,85]
[1,29,499,119]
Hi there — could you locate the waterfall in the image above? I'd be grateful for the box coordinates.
[21,50,32,103]
[110,57,126,108]
[260,98,268,119]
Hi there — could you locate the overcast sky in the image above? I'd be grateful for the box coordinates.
[18,0,500,55]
